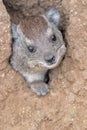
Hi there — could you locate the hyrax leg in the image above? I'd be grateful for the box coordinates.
[30,81,50,96]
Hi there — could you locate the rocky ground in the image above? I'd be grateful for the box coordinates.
[0,0,87,130]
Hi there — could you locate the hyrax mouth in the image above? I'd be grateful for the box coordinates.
[45,55,56,65]
[44,44,66,69]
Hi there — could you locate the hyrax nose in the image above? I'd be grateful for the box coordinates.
[45,54,55,64]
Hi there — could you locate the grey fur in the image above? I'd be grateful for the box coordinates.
[45,7,60,26]
[10,8,66,95]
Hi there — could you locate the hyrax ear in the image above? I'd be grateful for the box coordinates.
[11,23,22,39]
[44,7,60,26]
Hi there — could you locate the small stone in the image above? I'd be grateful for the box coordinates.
[82,71,87,80]
[67,92,75,103]
[74,11,78,15]
[72,82,82,94]
[65,70,75,83]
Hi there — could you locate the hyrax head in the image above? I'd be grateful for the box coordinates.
[11,8,66,70]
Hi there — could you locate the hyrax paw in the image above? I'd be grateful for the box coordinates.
[30,81,50,96]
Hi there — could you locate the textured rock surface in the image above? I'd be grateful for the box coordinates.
[3,0,62,18]
[0,0,87,130]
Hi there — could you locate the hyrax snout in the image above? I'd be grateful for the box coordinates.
[10,7,66,95]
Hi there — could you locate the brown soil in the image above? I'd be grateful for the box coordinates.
[0,0,87,130]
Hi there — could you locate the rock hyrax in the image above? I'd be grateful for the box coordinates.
[10,8,66,95]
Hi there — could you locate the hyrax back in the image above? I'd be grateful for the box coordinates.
[10,8,66,95]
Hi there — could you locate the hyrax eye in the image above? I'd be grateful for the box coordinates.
[51,34,57,42]
[27,46,36,53]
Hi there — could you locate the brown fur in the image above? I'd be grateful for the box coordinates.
[20,16,48,40]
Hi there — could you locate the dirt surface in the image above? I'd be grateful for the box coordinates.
[0,0,87,130]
